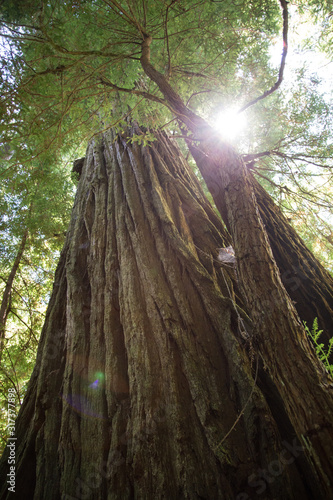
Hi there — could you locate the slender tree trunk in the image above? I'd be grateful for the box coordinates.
[189,137,333,496]
[0,127,321,499]
[254,181,333,344]
[190,144,333,348]
[0,229,28,363]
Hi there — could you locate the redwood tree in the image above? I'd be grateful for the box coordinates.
[1,0,333,498]
[0,126,326,499]
[189,144,333,349]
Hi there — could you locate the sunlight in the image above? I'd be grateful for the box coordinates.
[269,5,333,92]
[213,108,247,140]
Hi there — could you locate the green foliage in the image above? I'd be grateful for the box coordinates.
[126,131,157,147]
[247,63,333,269]
[0,100,75,454]
[304,318,333,377]
[0,0,41,23]
[0,0,283,167]
[0,339,39,453]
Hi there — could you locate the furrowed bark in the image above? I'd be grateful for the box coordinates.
[254,180,333,346]
[190,143,333,348]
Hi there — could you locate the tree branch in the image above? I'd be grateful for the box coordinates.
[36,19,137,58]
[238,0,289,113]
[164,0,181,78]
[140,35,207,133]
[98,76,168,106]
[101,0,148,37]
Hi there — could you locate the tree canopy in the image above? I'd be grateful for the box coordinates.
[1,0,333,256]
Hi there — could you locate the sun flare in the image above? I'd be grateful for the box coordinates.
[213,108,247,140]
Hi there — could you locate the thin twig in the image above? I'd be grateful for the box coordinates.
[215,355,259,450]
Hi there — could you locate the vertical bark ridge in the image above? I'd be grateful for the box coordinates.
[111,131,260,497]
[254,180,333,347]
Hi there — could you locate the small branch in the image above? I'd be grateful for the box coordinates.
[238,0,289,113]
[142,0,147,28]
[98,76,168,106]
[8,308,38,343]
[37,20,135,58]
[242,151,272,162]
[255,171,285,190]
[174,68,210,79]
[167,134,200,142]
[29,61,78,77]
[186,89,217,107]
[165,0,180,78]
[101,0,148,38]
[215,355,259,450]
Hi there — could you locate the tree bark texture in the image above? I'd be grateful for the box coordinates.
[253,181,333,345]
[0,127,322,499]
[189,143,333,347]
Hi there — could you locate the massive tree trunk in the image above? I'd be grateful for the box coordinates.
[187,137,333,495]
[0,126,323,499]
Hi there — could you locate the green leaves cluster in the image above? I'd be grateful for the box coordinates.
[0,158,73,452]
[0,0,284,161]
[304,318,333,377]
[126,131,157,147]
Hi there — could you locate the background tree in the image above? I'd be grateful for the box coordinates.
[0,150,74,450]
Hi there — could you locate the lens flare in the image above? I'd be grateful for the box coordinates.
[214,108,247,140]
